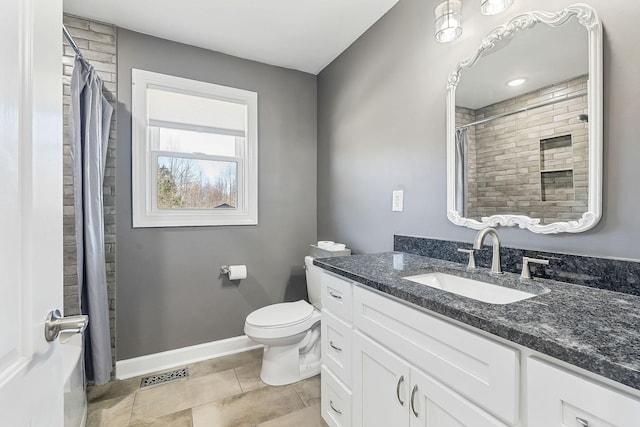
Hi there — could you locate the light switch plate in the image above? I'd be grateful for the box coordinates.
[392,190,404,212]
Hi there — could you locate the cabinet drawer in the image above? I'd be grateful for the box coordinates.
[353,286,519,425]
[321,272,353,324]
[527,358,640,427]
[322,365,352,427]
[322,310,352,387]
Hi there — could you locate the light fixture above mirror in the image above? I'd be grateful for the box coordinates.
[481,0,514,16]
[435,0,462,43]
[435,0,516,44]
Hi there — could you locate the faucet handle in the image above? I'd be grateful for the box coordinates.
[457,248,477,270]
[520,256,550,280]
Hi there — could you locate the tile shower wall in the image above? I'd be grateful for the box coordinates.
[62,15,117,375]
[458,75,589,223]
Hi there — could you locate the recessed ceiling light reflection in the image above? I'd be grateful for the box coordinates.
[507,78,526,87]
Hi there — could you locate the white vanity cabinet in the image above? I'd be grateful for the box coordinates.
[319,270,640,427]
[527,358,640,427]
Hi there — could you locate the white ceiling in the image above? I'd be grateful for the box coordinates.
[456,18,588,110]
[63,0,399,75]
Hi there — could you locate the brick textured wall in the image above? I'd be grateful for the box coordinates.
[62,14,117,376]
[458,75,588,224]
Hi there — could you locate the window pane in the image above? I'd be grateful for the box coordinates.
[157,156,238,209]
[151,126,241,157]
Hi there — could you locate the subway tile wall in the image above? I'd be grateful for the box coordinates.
[62,14,117,377]
[456,75,588,224]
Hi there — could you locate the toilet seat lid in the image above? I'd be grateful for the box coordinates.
[246,300,314,328]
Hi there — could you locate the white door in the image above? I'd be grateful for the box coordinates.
[409,368,508,427]
[0,0,64,425]
[352,331,409,427]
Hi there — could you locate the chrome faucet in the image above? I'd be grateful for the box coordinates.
[472,228,503,275]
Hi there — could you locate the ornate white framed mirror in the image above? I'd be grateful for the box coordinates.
[446,4,602,234]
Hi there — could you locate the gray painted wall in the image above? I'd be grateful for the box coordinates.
[317,0,640,260]
[117,29,317,359]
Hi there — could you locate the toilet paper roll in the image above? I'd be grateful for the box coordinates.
[228,265,247,280]
[317,241,335,249]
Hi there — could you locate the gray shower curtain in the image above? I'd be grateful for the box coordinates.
[455,128,468,216]
[70,57,114,385]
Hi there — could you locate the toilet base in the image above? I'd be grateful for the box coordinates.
[260,349,320,386]
[258,326,321,386]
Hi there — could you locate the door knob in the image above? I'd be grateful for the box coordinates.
[44,309,89,342]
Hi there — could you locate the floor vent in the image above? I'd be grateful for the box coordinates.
[140,367,189,388]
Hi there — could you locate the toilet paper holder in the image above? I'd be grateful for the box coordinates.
[220,265,247,280]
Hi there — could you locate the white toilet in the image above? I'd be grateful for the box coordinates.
[244,256,323,386]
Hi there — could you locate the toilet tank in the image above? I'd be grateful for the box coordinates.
[304,256,322,309]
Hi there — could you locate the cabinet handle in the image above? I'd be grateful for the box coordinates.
[329,291,342,300]
[396,375,405,406]
[576,418,589,427]
[329,400,342,415]
[329,341,342,352]
[410,384,419,417]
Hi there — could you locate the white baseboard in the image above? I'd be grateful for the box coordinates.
[115,335,262,380]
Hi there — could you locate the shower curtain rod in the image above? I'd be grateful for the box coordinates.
[63,24,83,58]
[456,90,587,130]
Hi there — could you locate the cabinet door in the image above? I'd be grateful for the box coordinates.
[409,368,508,427]
[527,358,640,427]
[353,331,410,427]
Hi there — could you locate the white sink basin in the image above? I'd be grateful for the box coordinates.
[403,272,538,304]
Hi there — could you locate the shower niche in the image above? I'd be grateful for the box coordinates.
[539,135,583,210]
[539,134,574,204]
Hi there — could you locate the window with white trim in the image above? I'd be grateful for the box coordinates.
[132,69,258,227]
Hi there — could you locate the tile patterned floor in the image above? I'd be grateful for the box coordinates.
[87,349,328,427]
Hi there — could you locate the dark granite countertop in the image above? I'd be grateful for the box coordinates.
[314,252,640,392]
